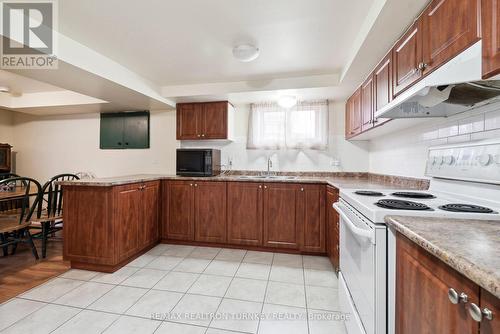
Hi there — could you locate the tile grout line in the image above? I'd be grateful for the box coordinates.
[255,252,275,334]
[206,249,247,332]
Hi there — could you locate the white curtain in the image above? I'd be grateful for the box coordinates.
[247,100,328,150]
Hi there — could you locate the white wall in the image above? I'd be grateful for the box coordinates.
[11,110,178,181]
[181,102,370,172]
[0,109,14,144]
[369,103,500,178]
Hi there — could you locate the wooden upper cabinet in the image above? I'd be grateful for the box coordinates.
[345,88,362,139]
[176,101,232,140]
[374,52,393,112]
[227,182,263,246]
[482,0,500,78]
[421,0,481,76]
[361,75,375,132]
[299,184,326,253]
[396,233,480,334]
[177,103,200,140]
[163,181,195,241]
[393,20,423,96]
[263,183,301,249]
[326,186,339,271]
[201,102,228,139]
[480,289,500,334]
[194,181,227,243]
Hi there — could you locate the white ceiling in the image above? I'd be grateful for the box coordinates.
[58,0,375,86]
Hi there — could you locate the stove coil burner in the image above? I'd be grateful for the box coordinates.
[355,191,384,196]
[376,199,432,211]
[391,192,435,199]
[439,204,494,213]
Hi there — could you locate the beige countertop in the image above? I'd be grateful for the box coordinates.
[386,215,500,299]
[57,173,428,190]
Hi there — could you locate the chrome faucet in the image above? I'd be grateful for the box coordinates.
[263,156,276,177]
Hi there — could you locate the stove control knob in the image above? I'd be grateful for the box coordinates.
[436,156,444,165]
[431,156,439,166]
[443,155,455,166]
[478,154,492,167]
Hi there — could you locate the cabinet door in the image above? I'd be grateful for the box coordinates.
[115,184,141,261]
[480,289,500,334]
[393,20,423,96]
[123,112,150,149]
[141,181,160,248]
[163,181,195,241]
[361,75,374,132]
[345,88,362,139]
[374,52,393,128]
[421,0,480,76]
[396,233,479,334]
[482,0,500,79]
[227,182,263,246]
[100,114,124,149]
[263,183,301,249]
[299,184,326,253]
[177,103,200,140]
[194,181,227,243]
[201,102,228,139]
[326,186,339,271]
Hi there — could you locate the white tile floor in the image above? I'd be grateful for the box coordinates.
[0,244,347,334]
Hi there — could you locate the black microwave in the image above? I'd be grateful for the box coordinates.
[176,149,221,176]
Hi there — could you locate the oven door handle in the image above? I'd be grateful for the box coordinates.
[333,202,374,244]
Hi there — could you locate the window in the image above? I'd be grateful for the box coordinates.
[247,100,328,150]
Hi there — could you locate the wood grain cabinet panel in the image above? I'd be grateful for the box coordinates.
[326,186,339,271]
[299,184,326,253]
[374,52,393,112]
[176,103,200,140]
[227,182,263,246]
[194,181,227,243]
[163,181,195,241]
[396,233,480,334]
[361,75,375,132]
[115,184,141,261]
[345,88,362,139]
[141,182,160,248]
[480,289,500,334]
[393,20,423,96]
[201,102,228,139]
[421,0,481,76]
[263,183,301,249]
[482,0,500,78]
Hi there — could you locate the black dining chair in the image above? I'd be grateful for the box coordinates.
[29,173,79,258]
[0,173,20,181]
[0,177,41,259]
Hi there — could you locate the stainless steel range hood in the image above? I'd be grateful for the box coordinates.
[375,41,500,119]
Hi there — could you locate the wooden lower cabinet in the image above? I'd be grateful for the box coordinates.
[299,184,326,253]
[396,233,480,334]
[194,182,227,243]
[326,186,339,270]
[263,183,301,249]
[63,181,160,272]
[227,182,263,246]
[162,181,195,241]
[480,289,500,334]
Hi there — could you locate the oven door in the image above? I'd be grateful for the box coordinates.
[334,199,386,334]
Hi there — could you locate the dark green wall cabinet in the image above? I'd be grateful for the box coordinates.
[100,112,150,149]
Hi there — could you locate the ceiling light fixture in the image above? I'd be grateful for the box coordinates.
[0,86,10,93]
[232,44,260,62]
[278,95,297,109]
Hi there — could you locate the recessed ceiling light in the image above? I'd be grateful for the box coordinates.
[278,95,297,108]
[0,86,10,93]
[232,44,260,62]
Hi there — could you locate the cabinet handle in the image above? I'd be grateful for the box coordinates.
[258,185,262,189]
[448,288,468,304]
[468,303,493,322]
[194,183,198,187]
[418,62,428,71]
[264,185,267,189]
[300,188,304,192]
[197,134,201,138]
[190,183,193,187]
[201,134,205,137]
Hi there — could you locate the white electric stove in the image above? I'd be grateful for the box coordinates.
[335,139,500,334]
